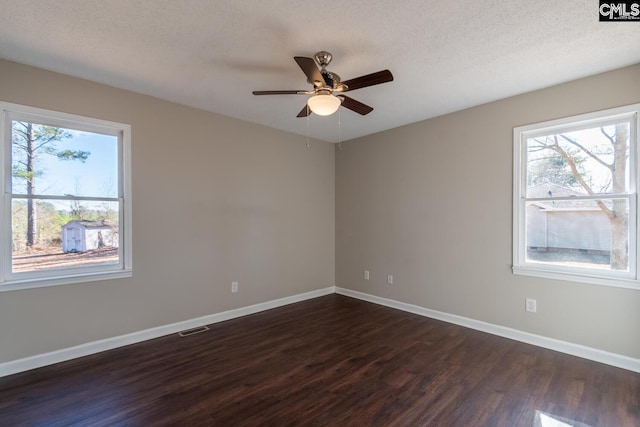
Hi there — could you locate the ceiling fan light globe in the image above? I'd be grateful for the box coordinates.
[307,94,341,116]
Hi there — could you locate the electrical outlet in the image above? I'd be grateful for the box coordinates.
[364,270,370,280]
[526,298,536,313]
[231,281,238,293]
[387,275,393,285]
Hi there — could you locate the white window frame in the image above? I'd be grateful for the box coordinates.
[513,103,640,289]
[0,102,132,291]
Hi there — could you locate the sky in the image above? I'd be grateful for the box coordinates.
[12,125,119,199]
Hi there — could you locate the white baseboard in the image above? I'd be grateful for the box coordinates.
[335,287,640,373]
[0,286,335,378]
[4,285,638,377]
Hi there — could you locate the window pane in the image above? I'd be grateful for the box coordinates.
[525,199,629,271]
[12,199,120,273]
[526,121,631,196]
[11,121,118,198]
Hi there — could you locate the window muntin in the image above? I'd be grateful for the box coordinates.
[513,104,639,288]
[1,103,131,290]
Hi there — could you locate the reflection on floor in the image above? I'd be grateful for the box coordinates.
[535,410,592,427]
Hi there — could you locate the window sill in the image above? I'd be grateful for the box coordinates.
[512,266,640,290]
[0,269,132,292]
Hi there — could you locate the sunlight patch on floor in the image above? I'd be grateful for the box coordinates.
[534,410,592,427]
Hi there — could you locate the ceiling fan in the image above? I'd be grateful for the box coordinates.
[252,51,393,117]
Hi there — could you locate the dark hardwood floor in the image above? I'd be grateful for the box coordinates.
[1,294,639,426]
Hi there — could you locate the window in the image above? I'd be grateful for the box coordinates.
[513,104,639,288]
[1,102,132,291]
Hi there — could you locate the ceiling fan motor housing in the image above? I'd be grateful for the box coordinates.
[314,51,341,89]
[322,71,341,89]
[314,51,333,67]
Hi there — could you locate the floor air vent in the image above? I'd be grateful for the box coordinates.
[178,326,210,337]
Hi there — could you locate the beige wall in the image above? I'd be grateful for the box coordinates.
[0,59,335,363]
[2,57,638,366]
[336,64,640,359]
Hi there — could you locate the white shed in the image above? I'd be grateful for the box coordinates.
[62,220,118,253]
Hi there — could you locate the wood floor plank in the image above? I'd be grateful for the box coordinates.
[1,294,639,426]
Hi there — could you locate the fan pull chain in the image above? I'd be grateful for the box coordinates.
[337,107,342,151]
[306,105,310,148]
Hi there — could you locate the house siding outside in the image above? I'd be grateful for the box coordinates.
[527,205,611,252]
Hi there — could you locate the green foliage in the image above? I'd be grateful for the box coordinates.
[32,126,71,144]
[11,123,70,144]
[11,122,91,183]
[11,164,43,180]
[70,200,99,221]
[56,150,90,162]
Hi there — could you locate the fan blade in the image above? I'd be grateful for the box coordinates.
[297,104,311,118]
[294,57,326,88]
[252,90,307,95]
[340,70,393,92]
[337,95,373,115]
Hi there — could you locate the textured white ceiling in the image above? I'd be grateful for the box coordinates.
[0,0,638,142]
